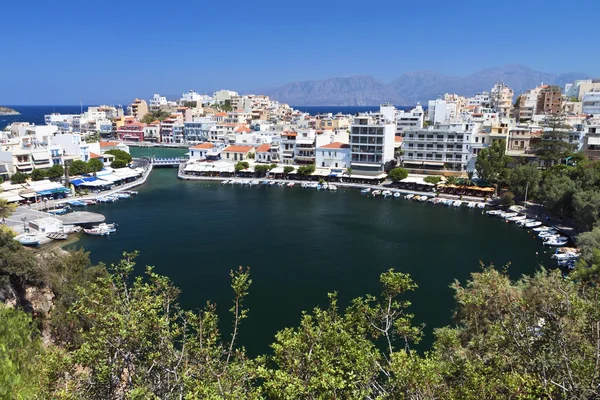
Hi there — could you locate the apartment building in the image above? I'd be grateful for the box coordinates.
[396,104,424,134]
[129,98,149,121]
[316,142,350,169]
[582,92,600,115]
[582,119,600,160]
[349,115,395,175]
[537,86,563,115]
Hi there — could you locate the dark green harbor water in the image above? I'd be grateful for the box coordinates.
[72,146,553,355]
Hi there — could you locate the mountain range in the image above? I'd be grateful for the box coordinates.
[258,65,592,106]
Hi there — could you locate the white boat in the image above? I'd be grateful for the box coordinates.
[486,210,502,216]
[507,215,527,222]
[261,180,269,185]
[229,180,237,185]
[525,221,542,228]
[501,212,518,219]
[372,190,382,197]
[539,230,558,238]
[477,203,486,209]
[361,188,371,195]
[287,182,295,187]
[393,192,401,198]
[221,180,230,185]
[552,248,580,260]
[250,180,260,186]
[114,193,131,199]
[532,225,551,232]
[94,223,117,233]
[544,237,569,246]
[16,234,40,246]
[404,194,414,200]
[382,190,393,198]
[269,181,276,186]
[83,227,110,236]
[467,202,476,208]
[328,184,337,191]
[453,200,462,207]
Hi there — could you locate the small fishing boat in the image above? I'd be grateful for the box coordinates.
[404,194,414,200]
[467,202,476,208]
[328,184,337,191]
[83,227,110,236]
[361,188,371,195]
[287,182,295,187]
[221,180,230,185]
[393,192,401,198]
[486,210,502,216]
[507,215,527,222]
[94,223,117,233]
[477,203,486,209]
[532,225,551,232]
[516,218,535,226]
[114,193,131,199]
[277,181,286,187]
[228,180,237,185]
[269,181,277,186]
[261,180,269,185]
[418,196,429,202]
[382,190,392,198]
[453,200,462,207]
[525,221,542,228]
[250,180,260,186]
[123,190,138,195]
[539,230,558,238]
[16,234,41,246]
[46,232,68,240]
[372,190,382,197]
[501,212,518,219]
[67,200,87,207]
[83,199,97,205]
[544,237,569,246]
[48,207,69,215]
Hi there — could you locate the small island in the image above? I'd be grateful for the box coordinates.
[0,106,19,115]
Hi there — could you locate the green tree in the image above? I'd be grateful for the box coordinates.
[10,172,28,184]
[104,149,132,164]
[572,190,600,231]
[475,139,511,187]
[283,166,294,175]
[297,164,315,176]
[46,164,64,180]
[530,114,577,166]
[346,167,352,177]
[87,158,104,173]
[235,161,250,172]
[506,164,542,199]
[110,159,127,169]
[388,167,408,182]
[539,173,577,217]
[501,191,515,206]
[0,199,16,220]
[141,110,170,124]
[0,305,43,399]
[575,226,600,264]
[30,169,47,181]
[69,160,88,176]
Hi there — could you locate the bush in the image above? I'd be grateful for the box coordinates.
[283,166,294,175]
[30,169,47,181]
[69,160,88,176]
[111,159,127,169]
[10,172,28,184]
[297,165,315,176]
[235,161,250,172]
[424,176,442,185]
[388,167,408,182]
[501,191,515,206]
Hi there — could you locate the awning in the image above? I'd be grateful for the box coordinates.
[32,153,50,161]
[588,137,600,145]
[98,174,123,183]
[0,191,24,203]
[349,174,387,180]
[311,168,330,177]
[351,162,380,168]
[404,161,444,166]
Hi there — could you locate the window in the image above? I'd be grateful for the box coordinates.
[335,163,338,167]
[322,162,325,167]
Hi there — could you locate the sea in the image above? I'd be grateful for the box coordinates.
[5,106,553,356]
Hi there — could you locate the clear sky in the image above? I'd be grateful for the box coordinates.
[2,0,598,105]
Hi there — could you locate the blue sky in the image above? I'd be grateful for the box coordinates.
[1,0,598,105]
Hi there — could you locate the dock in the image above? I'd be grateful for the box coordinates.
[58,211,105,226]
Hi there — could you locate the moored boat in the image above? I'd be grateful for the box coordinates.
[382,190,392,198]
[360,188,371,195]
[46,232,68,240]
[486,210,502,216]
[525,221,542,228]
[83,227,110,236]
[393,192,401,198]
[16,234,41,246]
[67,200,87,207]
[372,190,382,197]
[287,182,295,187]
[404,194,414,200]
[328,184,337,191]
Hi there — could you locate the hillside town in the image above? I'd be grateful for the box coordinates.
[1,80,599,186]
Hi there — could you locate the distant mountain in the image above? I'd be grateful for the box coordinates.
[260,65,591,106]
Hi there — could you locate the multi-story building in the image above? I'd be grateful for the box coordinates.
[255,144,272,163]
[396,104,424,134]
[565,79,600,101]
[129,98,148,121]
[281,131,297,165]
[212,90,238,105]
[402,122,478,172]
[490,81,514,117]
[507,126,533,155]
[149,94,168,111]
[184,118,216,143]
[536,86,563,115]
[221,145,254,162]
[349,115,395,175]
[427,99,456,124]
[582,119,600,160]
[582,92,600,115]
[316,142,350,169]
[117,122,145,142]
[159,114,183,143]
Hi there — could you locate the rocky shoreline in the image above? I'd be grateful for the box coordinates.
[0,106,19,115]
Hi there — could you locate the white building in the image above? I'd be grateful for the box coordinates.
[188,142,215,161]
[149,94,168,110]
[402,122,478,172]
[349,115,395,175]
[583,92,600,116]
[316,142,351,169]
[427,99,456,124]
[396,104,424,134]
[212,90,238,105]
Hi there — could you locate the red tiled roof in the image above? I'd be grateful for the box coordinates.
[214,112,227,117]
[395,136,403,143]
[283,132,297,137]
[89,152,103,159]
[100,141,119,148]
[319,142,350,149]
[256,144,271,152]
[222,145,254,153]
[235,126,252,133]
[190,142,215,149]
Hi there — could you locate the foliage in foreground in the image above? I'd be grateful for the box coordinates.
[2,246,600,399]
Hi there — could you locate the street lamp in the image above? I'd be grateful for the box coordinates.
[21,216,27,233]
